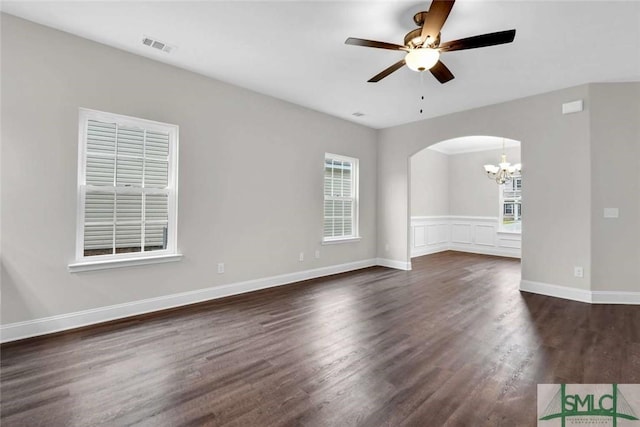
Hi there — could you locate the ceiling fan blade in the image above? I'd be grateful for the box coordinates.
[438,29,516,52]
[345,37,408,51]
[368,59,406,82]
[420,0,455,44]
[430,60,455,84]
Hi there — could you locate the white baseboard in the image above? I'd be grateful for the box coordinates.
[1,258,377,343]
[376,258,412,271]
[520,280,640,305]
[411,244,449,258]
[410,244,520,259]
[448,244,521,259]
[591,290,640,304]
[519,280,592,303]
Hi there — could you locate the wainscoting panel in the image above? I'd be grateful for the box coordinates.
[475,225,496,247]
[425,224,438,245]
[410,217,449,257]
[414,226,426,247]
[410,216,521,258]
[451,223,472,244]
[498,232,522,249]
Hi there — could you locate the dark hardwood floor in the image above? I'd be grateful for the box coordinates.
[2,251,639,426]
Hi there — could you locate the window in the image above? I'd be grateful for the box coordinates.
[323,153,359,242]
[499,176,522,233]
[71,109,179,270]
[504,203,515,216]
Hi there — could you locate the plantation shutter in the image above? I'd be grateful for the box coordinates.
[82,117,172,257]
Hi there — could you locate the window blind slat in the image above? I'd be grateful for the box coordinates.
[86,156,115,186]
[145,194,168,221]
[115,193,142,223]
[145,222,167,249]
[116,158,143,187]
[87,120,116,155]
[118,126,144,157]
[84,224,113,251]
[144,160,169,188]
[85,191,114,223]
[146,131,170,158]
[115,223,141,251]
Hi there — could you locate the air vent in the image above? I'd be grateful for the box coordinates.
[352,112,365,117]
[142,36,174,53]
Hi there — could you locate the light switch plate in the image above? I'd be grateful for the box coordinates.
[604,208,619,218]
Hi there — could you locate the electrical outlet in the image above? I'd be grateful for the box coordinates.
[217,263,224,274]
[299,252,304,262]
[315,250,320,259]
[574,266,583,278]
[385,243,390,252]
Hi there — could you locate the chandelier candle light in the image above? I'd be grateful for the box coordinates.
[483,140,522,184]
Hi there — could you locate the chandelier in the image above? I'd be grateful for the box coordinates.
[483,140,522,184]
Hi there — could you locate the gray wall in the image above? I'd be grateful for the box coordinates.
[380,82,640,293]
[378,84,592,290]
[410,146,521,218]
[0,14,378,324]
[590,83,640,292]
[2,14,638,326]
[409,149,449,217]
[449,147,520,217]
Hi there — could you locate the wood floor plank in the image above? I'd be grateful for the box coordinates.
[2,251,638,426]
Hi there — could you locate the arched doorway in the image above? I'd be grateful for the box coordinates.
[408,135,522,267]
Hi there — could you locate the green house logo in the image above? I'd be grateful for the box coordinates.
[539,384,639,427]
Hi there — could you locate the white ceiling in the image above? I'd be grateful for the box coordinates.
[428,135,520,155]
[2,1,639,129]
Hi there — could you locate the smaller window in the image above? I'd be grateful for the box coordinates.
[323,153,359,242]
[514,177,522,190]
[504,203,515,215]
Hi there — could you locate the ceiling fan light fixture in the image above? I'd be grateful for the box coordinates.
[405,48,440,72]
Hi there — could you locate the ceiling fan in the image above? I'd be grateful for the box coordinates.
[345,0,516,83]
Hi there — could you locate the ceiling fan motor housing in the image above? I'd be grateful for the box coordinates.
[404,25,440,48]
[413,11,428,26]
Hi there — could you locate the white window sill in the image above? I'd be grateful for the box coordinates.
[322,237,362,245]
[68,253,183,272]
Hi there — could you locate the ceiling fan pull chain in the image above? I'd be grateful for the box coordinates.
[419,73,425,114]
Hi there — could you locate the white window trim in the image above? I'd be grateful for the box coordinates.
[323,153,360,243]
[68,253,183,272]
[322,236,362,245]
[71,108,181,271]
